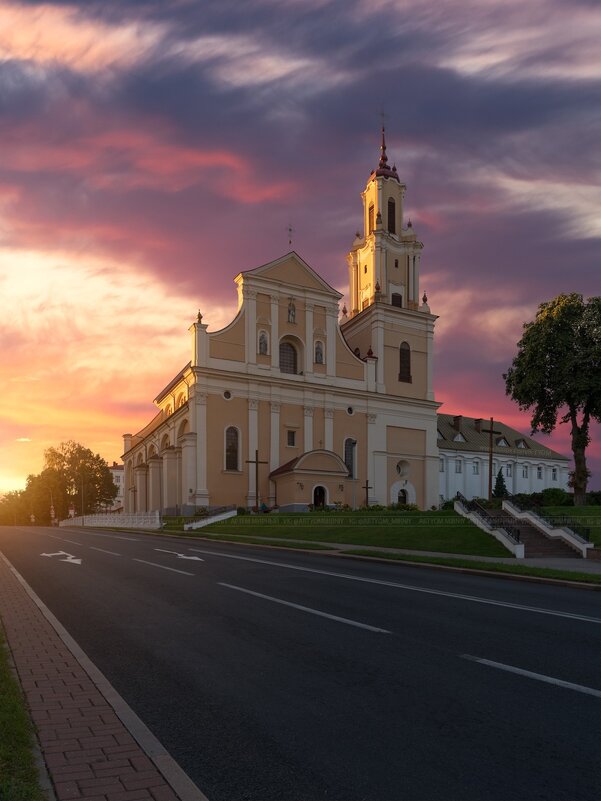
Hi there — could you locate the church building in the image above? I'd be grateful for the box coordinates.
[122,132,440,512]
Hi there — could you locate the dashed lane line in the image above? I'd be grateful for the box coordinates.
[189,548,601,625]
[89,547,121,556]
[132,558,195,576]
[462,654,601,698]
[219,582,390,633]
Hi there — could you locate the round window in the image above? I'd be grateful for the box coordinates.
[396,460,410,477]
[223,391,232,400]
[347,407,354,415]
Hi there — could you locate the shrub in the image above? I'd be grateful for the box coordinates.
[236,506,247,515]
[540,488,572,506]
[586,491,601,506]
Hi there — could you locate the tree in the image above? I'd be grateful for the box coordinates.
[43,441,117,517]
[504,293,601,505]
[493,469,508,499]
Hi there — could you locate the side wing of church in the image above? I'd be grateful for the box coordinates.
[122,132,441,511]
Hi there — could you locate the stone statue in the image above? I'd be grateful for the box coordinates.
[288,301,296,323]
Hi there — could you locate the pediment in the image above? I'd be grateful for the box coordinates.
[240,252,342,298]
[270,449,349,479]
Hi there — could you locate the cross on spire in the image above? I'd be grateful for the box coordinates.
[286,224,294,248]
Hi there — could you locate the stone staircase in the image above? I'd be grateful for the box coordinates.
[488,510,580,558]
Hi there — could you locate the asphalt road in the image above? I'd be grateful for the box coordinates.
[1,525,600,801]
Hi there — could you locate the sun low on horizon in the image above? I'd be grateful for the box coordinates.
[1,0,599,493]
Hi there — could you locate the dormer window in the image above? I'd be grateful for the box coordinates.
[516,439,528,449]
[496,437,509,447]
[437,429,444,440]
[453,433,466,442]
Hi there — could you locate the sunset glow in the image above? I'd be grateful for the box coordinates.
[1,0,599,492]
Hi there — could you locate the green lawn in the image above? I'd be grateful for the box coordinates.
[205,511,510,557]
[0,632,45,801]
[542,506,601,546]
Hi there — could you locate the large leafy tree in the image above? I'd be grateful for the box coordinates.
[504,293,601,505]
[44,441,117,517]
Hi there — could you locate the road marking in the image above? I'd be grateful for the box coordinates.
[132,558,194,576]
[85,531,139,541]
[189,549,601,625]
[40,551,82,565]
[219,582,390,633]
[461,655,601,698]
[89,547,121,556]
[32,532,83,546]
[154,548,204,561]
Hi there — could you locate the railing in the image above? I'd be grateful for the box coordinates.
[456,493,521,544]
[508,497,590,543]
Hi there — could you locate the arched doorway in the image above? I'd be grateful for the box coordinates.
[398,489,408,504]
[313,486,326,508]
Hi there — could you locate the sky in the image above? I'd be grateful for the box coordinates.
[1,0,600,492]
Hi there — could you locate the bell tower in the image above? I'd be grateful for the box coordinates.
[347,128,423,315]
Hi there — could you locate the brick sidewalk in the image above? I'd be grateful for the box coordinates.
[0,554,184,801]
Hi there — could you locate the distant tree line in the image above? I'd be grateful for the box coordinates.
[0,441,117,526]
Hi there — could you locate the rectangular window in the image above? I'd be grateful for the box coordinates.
[537,467,543,479]
[455,460,462,474]
[522,466,528,478]
[287,430,296,447]
[506,464,512,478]
[552,468,557,481]
[114,475,121,483]
[473,462,479,475]
[439,459,444,473]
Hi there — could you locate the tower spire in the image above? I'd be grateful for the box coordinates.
[379,126,388,168]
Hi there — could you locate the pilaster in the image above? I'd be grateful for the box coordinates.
[180,433,197,508]
[247,398,259,506]
[304,406,314,453]
[324,408,334,451]
[270,295,279,369]
[304,303,314,375]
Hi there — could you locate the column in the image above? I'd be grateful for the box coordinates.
[304,303,314,375]
[147,457,162,511]
[134,465,148,512]
[324,408,334,451]
[426,323,434,401]
[326,306,337,377]
[180,433,197,509]
[269,402,280,504]
[304,407,314,453]
[244,288,257,365]
[193,391,209,505]
[367,413,377,505]
[162,449,179,511]
[270,295,279,369]
[247,398,259,506]
[408,254,414,302]
[413,254,421,302]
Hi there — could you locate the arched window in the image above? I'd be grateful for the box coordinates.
[258,331,268,355]
[314,341,324,364]
[225,427,239,471]
[368,204,374,233]
[344,438,356,478]
[387,198,396,234]
[279,341,297,374]
[398,341,412,382]
[391,293,402,308]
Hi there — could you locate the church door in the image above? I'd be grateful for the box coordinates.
[397,489,408,504]
[313,486,326,508]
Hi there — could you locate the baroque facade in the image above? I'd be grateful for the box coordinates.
[122,132,440,512]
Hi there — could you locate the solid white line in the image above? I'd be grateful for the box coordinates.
[219,582,390,633]
[462,655,601,699]
[0,552,210,801]
[189,548,601,624]
[85,531,139,541]
[89,547,121,556]
[132,558,194,576]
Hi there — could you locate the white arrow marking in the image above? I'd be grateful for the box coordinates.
[41,551,82,565]
[154,548,204,561]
